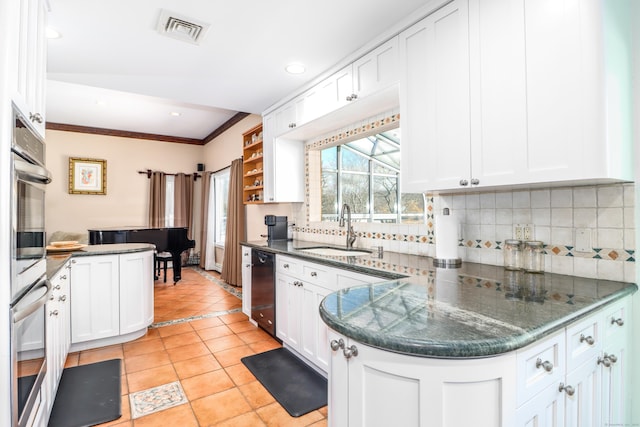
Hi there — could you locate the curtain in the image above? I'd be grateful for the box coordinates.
[148,171,166,227]
[174,173,194,265]
[199,171,213,269]
[221,159,245,286]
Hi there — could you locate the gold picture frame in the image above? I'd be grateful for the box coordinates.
[68,157,107,195]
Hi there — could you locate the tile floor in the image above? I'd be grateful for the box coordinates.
[65,267,328,427]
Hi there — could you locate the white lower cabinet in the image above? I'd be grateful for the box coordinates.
[328,296,631,427]
[70,251,154,347]
[329,329,516,427]
[119,251,154,335]
[44,261,71,418]
[241,246,252,318]
[70,254,120,343]
[276,255,385,373]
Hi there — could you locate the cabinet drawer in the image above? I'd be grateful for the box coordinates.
[302,263,336,289]
[516,331,565,406]
[566,312,601,371]
[601,298,629,344]
[277,255,301,276]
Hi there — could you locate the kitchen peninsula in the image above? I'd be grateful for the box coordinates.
[242,240,636,426]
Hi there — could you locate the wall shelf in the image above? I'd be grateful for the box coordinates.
[242,123,264,204]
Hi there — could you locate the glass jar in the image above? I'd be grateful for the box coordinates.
[503,239,522,270]
[523,241,545,273]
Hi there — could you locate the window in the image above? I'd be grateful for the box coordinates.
[165,175,175,227]
[320,128,425,224]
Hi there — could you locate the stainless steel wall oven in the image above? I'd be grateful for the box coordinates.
[10,106,52,427]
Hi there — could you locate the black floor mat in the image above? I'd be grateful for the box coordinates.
[241,348,327,417]
[48,359,122,427]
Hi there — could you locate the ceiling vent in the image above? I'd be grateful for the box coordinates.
[156,9,210,45]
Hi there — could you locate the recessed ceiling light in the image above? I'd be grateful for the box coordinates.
[285,63,306,74]
[170,112,181,117]
[46,27,62,39]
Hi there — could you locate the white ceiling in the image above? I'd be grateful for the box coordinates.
[46,0,431,141]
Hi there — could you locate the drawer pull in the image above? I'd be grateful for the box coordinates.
[283,263,289,269]
[579,334,595,345]
[330,338,345,351]
[259,313,264,318]
[310,271,318,277]
[611,317,624,326]
[558,383,575,396]
[267,320,273,325]
[535,358,553,372]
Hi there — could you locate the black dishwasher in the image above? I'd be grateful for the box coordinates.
[251,249,276,336]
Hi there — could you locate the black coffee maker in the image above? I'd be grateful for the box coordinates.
[265,215,288,242]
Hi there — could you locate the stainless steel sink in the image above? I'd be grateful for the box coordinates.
[296,246,372,256]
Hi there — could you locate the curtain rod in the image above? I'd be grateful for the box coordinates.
[138,169,202,181]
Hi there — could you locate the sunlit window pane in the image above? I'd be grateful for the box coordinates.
[373,176,397,215]
[322,146,338,170]
[321,172,338,218]
[341,173,369,214]
[341,148,368,172]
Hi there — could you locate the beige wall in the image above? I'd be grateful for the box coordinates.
[45,129,203,241]
[44,115,296,249]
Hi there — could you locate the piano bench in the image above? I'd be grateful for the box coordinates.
[155,252,173,283]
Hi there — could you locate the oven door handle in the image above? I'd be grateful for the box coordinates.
[14,156,52,184]
[13,278,51,323]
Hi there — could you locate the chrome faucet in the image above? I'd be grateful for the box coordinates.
[339,203,357,248]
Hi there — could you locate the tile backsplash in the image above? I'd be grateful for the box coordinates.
[294,183,635,283]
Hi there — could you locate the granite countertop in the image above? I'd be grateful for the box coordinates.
[46,243,155,278]
[243,239,637,358]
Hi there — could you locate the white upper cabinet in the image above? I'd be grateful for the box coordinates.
[351,37,399,102]
[401,0,634,193]
[13,0,47,138]
[400,0,471,193]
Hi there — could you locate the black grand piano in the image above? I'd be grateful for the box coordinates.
[88,226,195,283]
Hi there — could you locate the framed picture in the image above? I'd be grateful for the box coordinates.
[68,157,107,195]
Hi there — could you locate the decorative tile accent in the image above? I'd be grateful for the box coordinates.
[129,381,188,419]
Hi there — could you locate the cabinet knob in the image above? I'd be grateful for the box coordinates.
[470,178,480,186]
[29,112,43,123]
[288,123,296,128]
[343,344,358,359]
[71,259,77,264]
[459,179,469,187]
[597,356,612,367]
[606,353,618,364]
[54,284,61,290]
[611,317,624,326]
[535,358,553,372]
[558,383,575,396]
[267,320,272,325]
[245,264,251,268]
[259,312,264,318]
[310,271,317,277]
[49,310,59,317]
[59,295,67,302]
[283,263,289,269]
[579,334,595,345]
[345,93,358,101]
[61,275,67,279]
[330,338,345,351]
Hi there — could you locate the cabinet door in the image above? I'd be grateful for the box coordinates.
[352,36,399,100]
[468,0,528,187]
[119,251,154,335]
[264,138,304,203]
[346,338,515,427]
[601,336,629,425]
[299,281,331,372]
[13,0,46,138]
[516,381,565,427]
[399,0,471,193]
[241,246,252,318]
[275,272,301,348]
[563,357,601,427]
[522,0,596,183]
[70,255,120,343]
[275,103,297,136]
[319,65,353,114]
